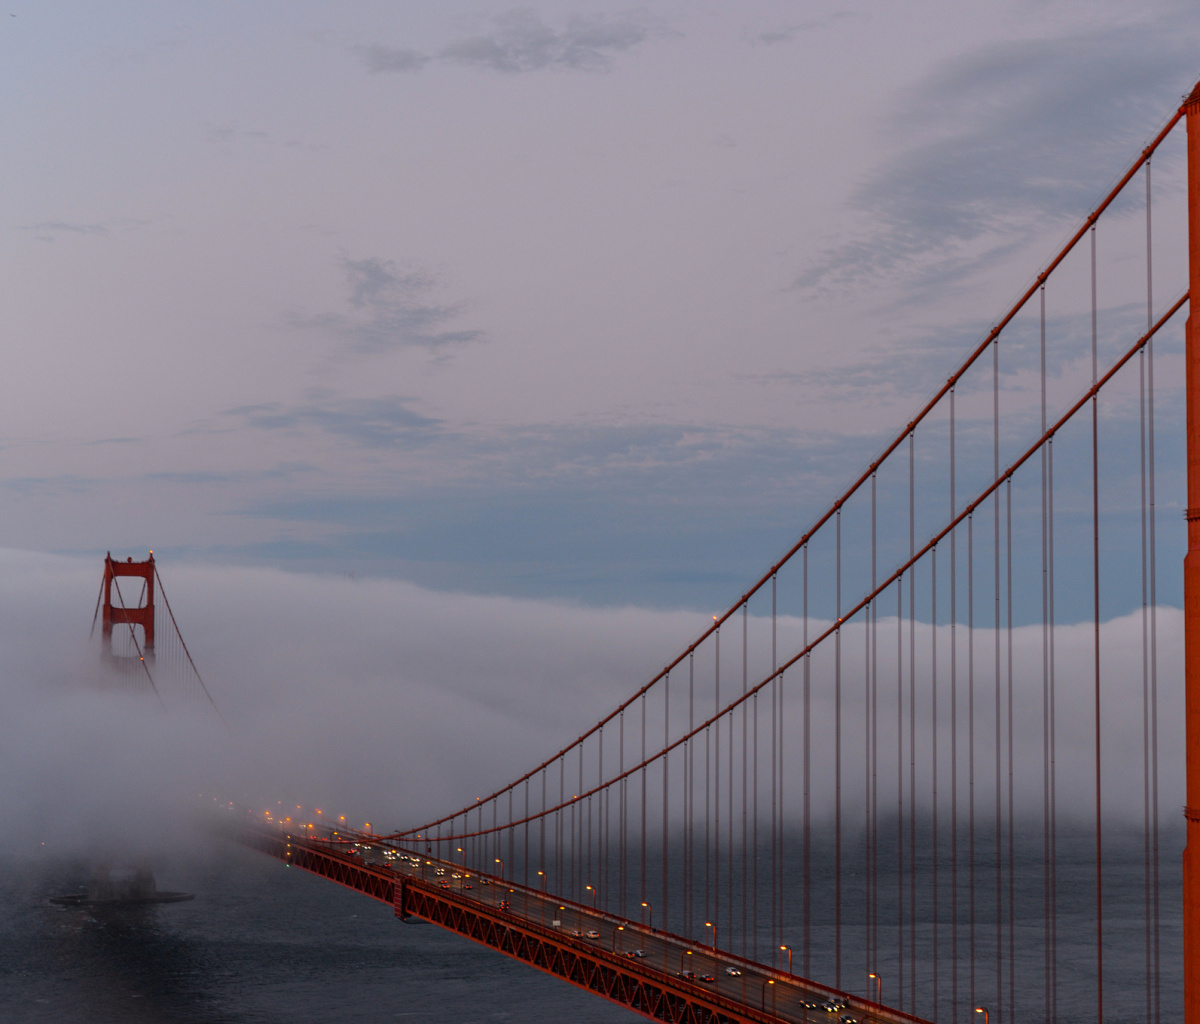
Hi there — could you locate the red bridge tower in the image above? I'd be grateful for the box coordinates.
[101,551,155,657]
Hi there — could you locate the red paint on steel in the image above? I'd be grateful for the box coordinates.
[1182,77,1200,1024]
[102,551,155,653]
[229,818,932,1024]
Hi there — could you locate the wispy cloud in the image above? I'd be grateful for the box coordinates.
[755,12,854,46]
[228,395,442,449]
[352,9,665,78]
[290,256,482,353]
[354,43,430,74]
[795,24,1200,296]
[21,221,109,239]
[204,123,269,143]
[441,9,658,73]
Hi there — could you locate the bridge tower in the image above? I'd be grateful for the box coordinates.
[101,551,155,657]
[1183,81,1200,1024]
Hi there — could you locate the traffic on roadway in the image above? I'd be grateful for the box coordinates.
[257,814,909,1024]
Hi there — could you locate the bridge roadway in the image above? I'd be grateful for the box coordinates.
[223,810,931,1024]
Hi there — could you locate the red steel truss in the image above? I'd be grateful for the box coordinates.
[225,817,931,1024]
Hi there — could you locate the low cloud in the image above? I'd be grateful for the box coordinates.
[0,550,1182,870]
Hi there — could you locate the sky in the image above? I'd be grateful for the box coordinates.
[4,1,1200,610]
[1,2,1199,851]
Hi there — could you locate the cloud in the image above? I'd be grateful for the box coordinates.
[21,221,109,238]
[440,10,657,73]
[353,10,663,78]
[290,256,483,353]
[354,43,430,74]
[0,550,1182,869]
[795,24,1200,295]
[755,12,853,46]
[228,394,441,448]
[204,124,269,143]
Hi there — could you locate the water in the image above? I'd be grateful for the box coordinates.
[0,828,1184,1023]
[0,840,641,1024]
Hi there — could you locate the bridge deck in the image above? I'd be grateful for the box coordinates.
[222,811,932,1024]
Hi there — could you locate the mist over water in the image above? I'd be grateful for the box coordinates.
[0,549,1186,1022]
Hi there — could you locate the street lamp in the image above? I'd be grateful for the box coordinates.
[761,979,775,1012]
[537,869,547,892]
[586,884,597,908]
[705,921,716,953]
[869,973,882,1004]
[641,901,652,929]
[781,945,793,978]
[975,1008,989,1024]
[612,925,624,952]
[680,949,693,974]
[495,857,504,879]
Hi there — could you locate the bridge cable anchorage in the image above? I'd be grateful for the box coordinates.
[394,101,1187,849]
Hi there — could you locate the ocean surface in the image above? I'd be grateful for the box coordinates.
[0,828,1184,1024]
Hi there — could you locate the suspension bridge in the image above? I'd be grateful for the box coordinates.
[103,83,1200,1024]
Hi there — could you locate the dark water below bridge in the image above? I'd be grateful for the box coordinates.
[0,829,1185,1024]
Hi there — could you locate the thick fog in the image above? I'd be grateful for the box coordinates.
[0,549,1185,868]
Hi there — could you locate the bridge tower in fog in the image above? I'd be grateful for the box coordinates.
[101,551,155,658]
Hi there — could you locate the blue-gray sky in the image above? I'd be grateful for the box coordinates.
[3,1,1199,609]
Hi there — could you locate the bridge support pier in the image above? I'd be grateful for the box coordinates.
[1183,80,1200,1024]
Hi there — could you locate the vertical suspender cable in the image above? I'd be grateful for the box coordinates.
[897,572,906,1012]
[865,598,873,985]
[871,471,880,983]
[729,622,736,951]
[994,333,1003,1023]
[772,574,778,959]
[1007,477,1016,1024]
[1142,156,1152,1022]
[664,670,670,934]
[641,693,647,913]
[804,544,811,977]
[968,509,976,1017]
[620,711,627,914]
[909,432,918,1013]
[836,506,843,988]
[688,654,695,938]
[1091,221,1104,1024]
[1042,282,1052,1024]
[1050,446,1059,1024]
[714,627,720,943]
[932,544,940,1018]
[951,385,960,1024]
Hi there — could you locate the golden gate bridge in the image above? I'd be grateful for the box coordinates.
[101,82,1200,1024]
